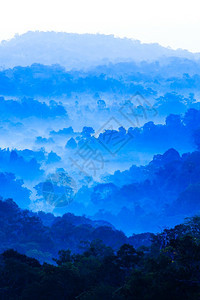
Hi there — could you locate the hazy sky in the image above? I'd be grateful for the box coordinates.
[1,0,200,52]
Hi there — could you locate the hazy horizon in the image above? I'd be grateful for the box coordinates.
[1,0,200,53]
[1,30,200,54]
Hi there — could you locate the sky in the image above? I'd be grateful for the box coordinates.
[0,0,200,52]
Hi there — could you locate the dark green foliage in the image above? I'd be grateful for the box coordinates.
[1,216,200,299]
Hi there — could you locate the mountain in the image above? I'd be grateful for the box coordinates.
[0,31,200,70]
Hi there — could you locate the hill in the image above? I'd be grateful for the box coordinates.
[0,31,200,69]
[0,198,151,263]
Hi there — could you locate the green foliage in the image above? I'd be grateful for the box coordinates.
[1,217,200,299]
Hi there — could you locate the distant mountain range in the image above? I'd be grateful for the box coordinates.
[0,31,199,70]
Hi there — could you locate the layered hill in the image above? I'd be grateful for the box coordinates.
[0,31,200,69]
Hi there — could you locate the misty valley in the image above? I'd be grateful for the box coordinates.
[0,32,200,299]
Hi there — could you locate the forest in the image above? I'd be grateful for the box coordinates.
[0,215,200,299]
[1,31,200,298]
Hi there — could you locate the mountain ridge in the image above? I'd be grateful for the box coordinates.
[0,31,200,70]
